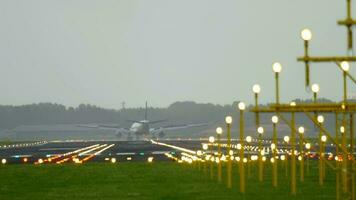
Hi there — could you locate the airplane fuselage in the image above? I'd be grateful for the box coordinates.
[129,120,150,136]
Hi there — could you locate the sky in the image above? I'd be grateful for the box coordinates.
[0,0,355,109]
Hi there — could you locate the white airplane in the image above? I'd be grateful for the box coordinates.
[80,102,209,140]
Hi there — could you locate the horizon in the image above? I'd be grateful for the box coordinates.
[0,96,341,110]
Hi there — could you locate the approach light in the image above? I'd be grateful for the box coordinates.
[317,115,324,123]
[341,104,346,110]
[238,102,246,110]
[261,149,265,156]
[237,143,242,150]
[272,62,282,73]
[1,159,6,164]
[215,157,220,163]
[225,116,232,124]
[257,127,264,134]
[280,155,286,161]
[209,136,215,143]
[252,84,261,94]
[229,150,234,156]
[111,158,116,163]
[270,157,275,163]
[321,135,327,142]
[284,136,290,143]
[202,144,208,150]
[311,83,320,93]
[216,127,223,135]
[197,150,203,156]
[341,61,350,72]
[221,155,226,161]
[205,155,210,161]
[298,126,305,134]
[246,136,252,143]
[300,28,312,41]
[305,143,311,149]
[148,157,154,163]
[271,116,279,124]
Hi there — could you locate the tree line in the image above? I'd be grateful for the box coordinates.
[0,98,342,132]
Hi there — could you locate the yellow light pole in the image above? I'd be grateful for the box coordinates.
[340,61,349,194]
[245,136,252,178]
[348,107,355,200]
[305,143,311,175]
[225,116,233,189]
[336,126,346,193]
[300,28,312,87]
[209,136,215,180]
[257,126,264,183]
[280,154,286,177]
[272,62,282,104]
[321,135,327,144]
[238,102,246,193]
[271,115,279,187]
[253,84,263,182]
[197,150,203,171]
[296,7,356,198]
[317,115,325,185]
[298,126,305,182]
[311,83,320,132]
[341,61,349,102]
[290,102,297,195]
[202,143,208,175]
[311,84,320,103]
[321,135,328,183]
[216,127,223,183]
[284,136,290,177]
[312,84,324,183]
[335,114,341,200]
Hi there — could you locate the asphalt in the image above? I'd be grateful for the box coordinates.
[0,139,344,165]
[0,140,203,164]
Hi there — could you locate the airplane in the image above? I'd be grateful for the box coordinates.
[79,102,209,140]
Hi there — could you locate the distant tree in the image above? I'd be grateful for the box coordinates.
[0,100,340,132]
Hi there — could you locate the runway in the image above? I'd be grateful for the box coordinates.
[0,139,343,165]
[0,140,204,164]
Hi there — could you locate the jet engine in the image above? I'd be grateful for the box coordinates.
[115,130,122,138]
[158,131,165,138]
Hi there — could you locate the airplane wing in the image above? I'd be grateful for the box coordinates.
[158,122,210,131]
[126,120,142,123]
[126,119,167,124]
[148,119,168,124]
[77,124,126,130]
[149,122,210,137]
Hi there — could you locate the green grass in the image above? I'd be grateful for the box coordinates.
[0,161,338,200]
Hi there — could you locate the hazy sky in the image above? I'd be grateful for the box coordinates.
[0,0,355,108]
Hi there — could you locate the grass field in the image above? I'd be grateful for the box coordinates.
[0,161,338,200]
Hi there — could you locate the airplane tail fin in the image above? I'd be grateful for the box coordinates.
[145,101,148,120]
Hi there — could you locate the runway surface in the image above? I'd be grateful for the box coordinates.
[0,139,344,165]
[0,140,204,164]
